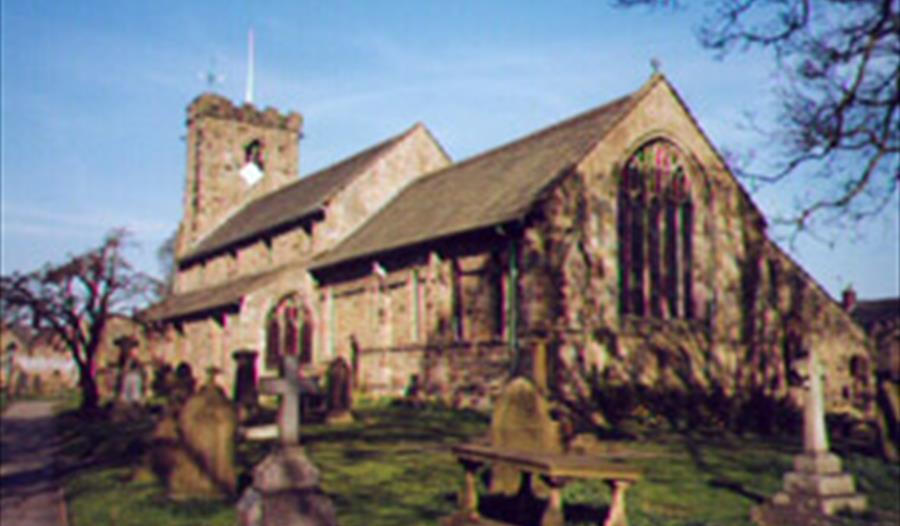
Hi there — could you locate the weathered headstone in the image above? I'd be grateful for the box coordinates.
[133,407,180,484]
[404,374,424,406]
[170,362,197,411]
[107,335,139,402]
[121,361,144,404]
[151,362,173,399]
[875,378,899,462]
[489,377,563,496]
[233,350,260,422]
[238,354,338,526]
[167,368,238,500]
[753,353,867,525]
[325,357,353,424]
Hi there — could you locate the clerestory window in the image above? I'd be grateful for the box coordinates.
[617,140,694,319]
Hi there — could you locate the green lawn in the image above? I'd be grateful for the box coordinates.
[58,403,900,526]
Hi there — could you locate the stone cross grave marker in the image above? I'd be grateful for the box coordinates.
[752,352,867,524]
[804,353,828,454]
[259,354,303,445]
[240,355,338,526]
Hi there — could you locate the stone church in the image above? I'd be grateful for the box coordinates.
[146,74,874,419]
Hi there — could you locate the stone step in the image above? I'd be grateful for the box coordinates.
[772,490,868,516]
[793,452,843,474]
[783,472,856,496]
[819,494,868,516]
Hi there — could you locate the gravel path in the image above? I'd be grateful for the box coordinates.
[1,400,69,526]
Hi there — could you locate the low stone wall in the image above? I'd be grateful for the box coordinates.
[357,340,511,410]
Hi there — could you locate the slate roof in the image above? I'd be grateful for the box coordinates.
[310,88,641,271]
[851,297,900,331]
[179,124,422,265]
[143,266,289,322]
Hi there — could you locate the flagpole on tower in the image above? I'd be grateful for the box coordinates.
[245,27,255,104]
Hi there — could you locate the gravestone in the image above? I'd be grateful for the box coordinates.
[233,350,260,422]
[167,368,238,500]
[170,362,197,411]
[113,336,139,400]
[151,362,173,399]
[238,354,338,526]
[121,361,144,404]
[325,357,353,424]
[489,377,563,496]
[875,378,899,462]
[753,353,867,525]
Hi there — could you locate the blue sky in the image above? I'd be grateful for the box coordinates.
[2,1,897,300]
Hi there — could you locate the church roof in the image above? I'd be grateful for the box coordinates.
[851,297,900,331]
[310,86,641,271]
[142,266,285,322]
[179,124,423,265]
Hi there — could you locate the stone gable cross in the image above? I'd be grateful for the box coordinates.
[259,354,304,445]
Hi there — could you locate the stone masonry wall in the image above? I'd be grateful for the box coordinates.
[175,93,302,266]
[312,124,451,254]
[317,231,512,406]
[517,78,873,419]
[357,341,509,410]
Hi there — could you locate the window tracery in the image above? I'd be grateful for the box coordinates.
[618,140,695,319]
[265,295,313,370]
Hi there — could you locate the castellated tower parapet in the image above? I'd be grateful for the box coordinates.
[176,93,303,258]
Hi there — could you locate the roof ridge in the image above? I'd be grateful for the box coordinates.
[271,122,420,202]
[400,90,638,194]
[310,80,652,271]
[180,123,423,263]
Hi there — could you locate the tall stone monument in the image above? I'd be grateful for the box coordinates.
[753,353,867,525]
[237,354,337,526]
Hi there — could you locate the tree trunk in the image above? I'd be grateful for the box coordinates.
[77,360,99,413]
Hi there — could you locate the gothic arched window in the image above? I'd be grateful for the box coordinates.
[618,140,695,319]
[265,295,313,370]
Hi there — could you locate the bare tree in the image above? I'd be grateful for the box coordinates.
[615,0,899,234]
[1,230,157,412]
[156,228,178,296]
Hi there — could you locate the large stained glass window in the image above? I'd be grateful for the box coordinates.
[618,140,694,319]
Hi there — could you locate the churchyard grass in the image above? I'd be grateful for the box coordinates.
[58,402,899,526]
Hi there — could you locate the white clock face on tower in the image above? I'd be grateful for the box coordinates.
[240,161,264,186]
[241,139,265,185]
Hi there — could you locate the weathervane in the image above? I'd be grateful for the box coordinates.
[198,58,225,90]
[650,57,662,75]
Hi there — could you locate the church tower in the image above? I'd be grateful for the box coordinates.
[175,94,303,257]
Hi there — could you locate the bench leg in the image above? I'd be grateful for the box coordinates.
[459,460,482,519]
[539,476,565,526]
[603,480,633,526]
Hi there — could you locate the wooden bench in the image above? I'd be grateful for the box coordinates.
[443,377,642,526]
[448,443,641,526]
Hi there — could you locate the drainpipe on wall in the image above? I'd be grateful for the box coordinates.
[507,232,520,376]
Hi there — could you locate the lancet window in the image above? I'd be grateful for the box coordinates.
[618,140,695,319]
[265,295,313,370]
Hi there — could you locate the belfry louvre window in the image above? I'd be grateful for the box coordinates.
[618,140,694,319]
